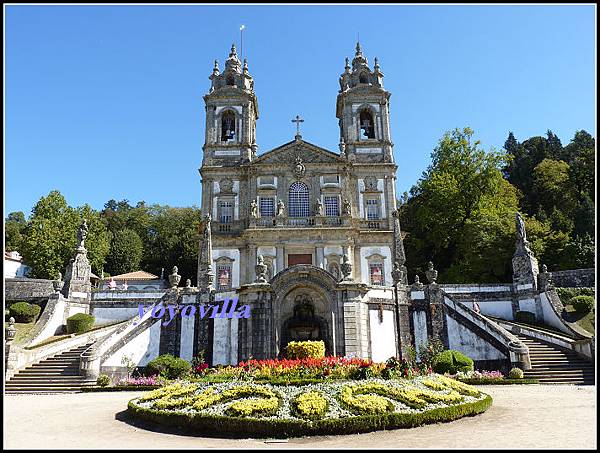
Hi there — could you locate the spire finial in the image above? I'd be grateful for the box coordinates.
[229,43,238,58]
[355,41,362,56]
[243,58,248,72]
[345,57,350,71]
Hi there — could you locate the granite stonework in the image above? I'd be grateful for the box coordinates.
[550,268,595,288]
[4,278,55,302]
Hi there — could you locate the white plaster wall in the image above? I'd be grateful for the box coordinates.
[31,299,67,346]
[369,310,396,362]
[67,305,87,319]
[445,315,506,361]
[462,300,513,320]
[212,249,241,288]
[103,321,161,367]
[539,292,573,335]
[92,307,140,325]
[324,245,344,256]
[413,311,428,361]
[179,313,195,361]
[359,246,392,286]
[212,317,239,366]
[366,288,394,300]
[518,298,536,314]
[357,179,385,218]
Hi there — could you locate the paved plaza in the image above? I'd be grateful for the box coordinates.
[4,384,596,449]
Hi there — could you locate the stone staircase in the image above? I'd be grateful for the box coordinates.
[5,343,96,393]
[518,334,595,385]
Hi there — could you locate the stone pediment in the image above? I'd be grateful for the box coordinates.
[251,139,346,165]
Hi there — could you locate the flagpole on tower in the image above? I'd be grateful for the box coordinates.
[240,25,245,60]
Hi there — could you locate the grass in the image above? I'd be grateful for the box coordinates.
[4,320,37,344]
[562,304,595,335]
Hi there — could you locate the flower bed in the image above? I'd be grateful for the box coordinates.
[446,370,538,385]
[127,374,492,437]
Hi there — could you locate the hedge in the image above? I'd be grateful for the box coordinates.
[431,350,474,374]
[127,394,492,438]
[146,354,191,379]
[570,296,595,314]
[555,287,595,306]
[66,313,95,334]
[9,302,41,323]
[285,340,326,359]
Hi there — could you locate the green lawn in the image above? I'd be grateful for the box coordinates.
[563,304,595,335]
[4,320,37,344]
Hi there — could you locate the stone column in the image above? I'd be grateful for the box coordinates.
[248,244,257,283]
[316,245,325,269]
[276,244,285,273]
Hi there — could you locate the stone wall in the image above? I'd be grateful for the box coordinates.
[551,268,595,288]
[4,278,54,302]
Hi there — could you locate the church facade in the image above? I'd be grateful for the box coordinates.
[196,43,411,365]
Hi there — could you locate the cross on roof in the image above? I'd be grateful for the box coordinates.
[291,115,304,138]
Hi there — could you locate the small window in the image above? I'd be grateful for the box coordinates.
[365,198,380,220]
[359,73,369,84]
[322,174,340,185]
[324,196,340,217]
[216,264,232,291]
[218,200,234,224]
[221,111,236,142]
[369,262,385,286]
[359,110,375,139]
[260,197,275,218]
[226,75,235,86]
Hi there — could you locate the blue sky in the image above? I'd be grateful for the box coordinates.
[5,4,596,217]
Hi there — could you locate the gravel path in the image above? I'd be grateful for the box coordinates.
[4,384,596,449]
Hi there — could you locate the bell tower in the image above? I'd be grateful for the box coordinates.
[202,44,259,165]
[336,43,393,163]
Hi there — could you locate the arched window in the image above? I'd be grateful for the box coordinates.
[288,182,309,218]
[359,72,369,84]
[226,75,235,86]
[359,110,375,139]
[221,111,236,142]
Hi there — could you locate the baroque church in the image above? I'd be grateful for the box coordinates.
[196,42,409,364]
[9,43,589,389]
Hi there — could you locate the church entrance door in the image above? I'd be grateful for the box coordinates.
[280,294,330,356]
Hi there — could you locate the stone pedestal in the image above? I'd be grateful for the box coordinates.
[512,248,539,291]
[61,247,92,303]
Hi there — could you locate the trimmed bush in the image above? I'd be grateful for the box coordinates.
[9,302,41,323]
[285,340,325,359]
[431,350,474,375]
[555,287,594,305]
[570,295,595,314]
[508,367,524,379]
[97,374,111,387]
[515,310,536,324]
[145,354,191,379]
[66,313,95,334]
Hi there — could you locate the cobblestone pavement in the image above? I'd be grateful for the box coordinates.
[4,384,596,449]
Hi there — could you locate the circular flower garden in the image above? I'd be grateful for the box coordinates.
[126,341,492,437]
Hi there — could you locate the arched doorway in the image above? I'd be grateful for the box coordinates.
[280,294,331,357]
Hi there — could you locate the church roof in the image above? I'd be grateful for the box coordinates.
[250,138,346,165]
[104,271,160,281]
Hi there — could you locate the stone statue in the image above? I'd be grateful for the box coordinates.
[537,264,552,291]
[425,261,438,284]
[516,212,527,242]
[185,279,192,288]
[342,198,351,216]
[169,266,181,288]
[77,219,89,249]
[255,255,268,283]
[276,200,285,217]
[250,200,258,219]
[340,254,352,281]
[315,199,323,216]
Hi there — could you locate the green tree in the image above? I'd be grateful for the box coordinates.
[77,204,111,275]
[105,228,143,276]
[402,127,518,282]
[20,191,80,279]
[531,158,577,220]
[142,206,202,284]
[5,211,27,252]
